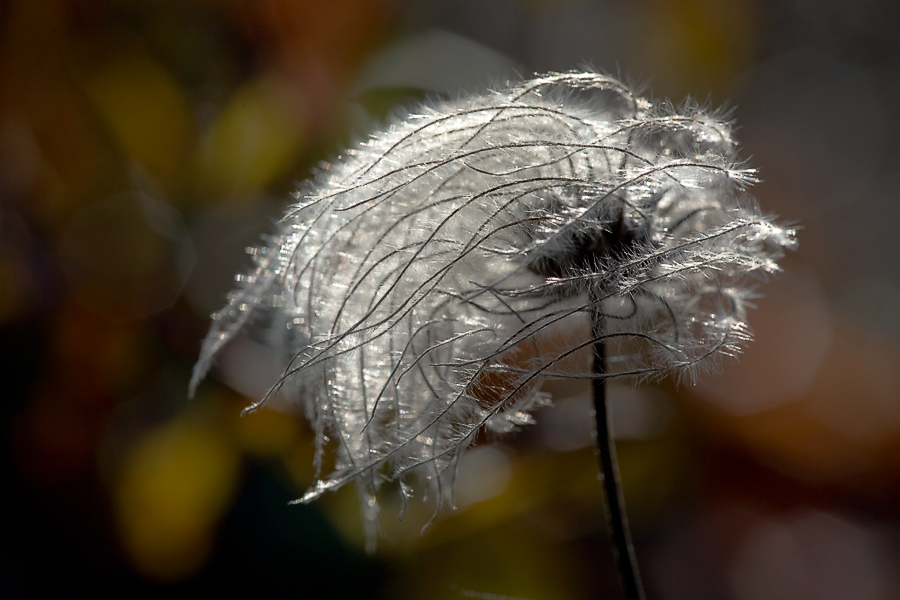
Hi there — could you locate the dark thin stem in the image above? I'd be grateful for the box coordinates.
[590,292,646,600]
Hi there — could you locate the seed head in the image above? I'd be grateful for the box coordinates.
[192,72,796,546]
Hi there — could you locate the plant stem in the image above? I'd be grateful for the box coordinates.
[591,294,646,600]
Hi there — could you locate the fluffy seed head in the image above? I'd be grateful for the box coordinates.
[192,72,796,545]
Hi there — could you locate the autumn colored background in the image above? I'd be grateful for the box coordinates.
[3,1,900,598]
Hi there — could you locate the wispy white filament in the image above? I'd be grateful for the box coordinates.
[191,72,796,544]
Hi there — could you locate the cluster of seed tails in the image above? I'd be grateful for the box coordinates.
[191,71,796,547]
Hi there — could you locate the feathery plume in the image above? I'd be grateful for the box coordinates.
[192,72,796,547]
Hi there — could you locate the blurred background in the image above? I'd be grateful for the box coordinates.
[2,0,900,598]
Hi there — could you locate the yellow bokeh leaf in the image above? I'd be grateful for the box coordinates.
[196,77,305,195]
[114,415,240,581]
[82,52,193,179]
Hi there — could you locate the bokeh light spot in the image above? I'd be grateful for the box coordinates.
[195,77,306,196]
[113,414,241,581]
[82,51,193,179]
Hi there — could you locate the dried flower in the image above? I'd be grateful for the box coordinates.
[192,72,796,545]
